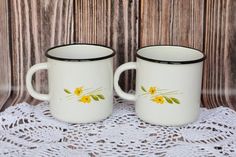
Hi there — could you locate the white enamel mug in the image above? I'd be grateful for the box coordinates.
[26,44,115,123]
[114,46,206,126]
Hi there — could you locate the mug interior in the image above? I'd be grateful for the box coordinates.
[137,46,206,64]
[46,44,115,61]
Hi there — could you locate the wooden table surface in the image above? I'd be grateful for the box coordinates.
[0,0,235,111]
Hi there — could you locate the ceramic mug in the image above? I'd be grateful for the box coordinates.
[114,46,206,126]
[26,44,115,123]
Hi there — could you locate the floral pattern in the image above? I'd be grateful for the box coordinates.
[141,86,180,105]
[64,87,105,104]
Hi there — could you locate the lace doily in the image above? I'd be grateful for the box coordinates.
[0,95,236,157]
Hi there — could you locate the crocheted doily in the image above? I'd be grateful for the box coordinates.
[0,95,236,157]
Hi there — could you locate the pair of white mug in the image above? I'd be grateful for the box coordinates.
[26,44,206,126]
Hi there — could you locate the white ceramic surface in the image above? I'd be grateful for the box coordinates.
[26,44,115,123]
[114,46,206,126]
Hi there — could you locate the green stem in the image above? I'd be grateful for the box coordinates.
[82,87,103,96]
[66,94,77,100]
[66,88,102,99]
[156,88,169,91]
[83,88,92,92]
[158,93,179,96]
[158,90,180,95]
[66,94,74,98]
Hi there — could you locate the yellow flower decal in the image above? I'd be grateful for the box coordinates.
[74,87,83,96]
[80,95,91,104]
[141,86,180,105]
[152,96,164,104]
[64,87,105,104]
[149,87,157,95]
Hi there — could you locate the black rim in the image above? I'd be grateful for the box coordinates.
[136,45,206,64]
[45,43,116,61]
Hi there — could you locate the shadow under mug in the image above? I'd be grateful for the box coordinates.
[26,44,115,123]
[114,45,206,126]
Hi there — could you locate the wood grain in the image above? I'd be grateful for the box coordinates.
[75,0,139,92]
[202,0,236,110]
[140,0,204,50]
[0,0,11,109]
[2,0,74,110]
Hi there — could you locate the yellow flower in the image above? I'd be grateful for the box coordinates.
[74,87,83,96]
[80,95,91,104]
[149,87,157,95]
[152,96,165,104]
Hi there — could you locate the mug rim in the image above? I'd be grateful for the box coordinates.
[136,45,206,64]
[45,43,116,61]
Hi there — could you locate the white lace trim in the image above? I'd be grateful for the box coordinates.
[0,96,236,156]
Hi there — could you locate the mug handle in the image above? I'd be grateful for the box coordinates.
[114,62,136,101]
[26,63,49,101]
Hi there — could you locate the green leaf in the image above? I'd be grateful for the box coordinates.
[163,96,173,104]
[97,94,105,99]
[171,97,180,104]
[141,86,147,92]
[91,95,99,101]
[64,89,71,94]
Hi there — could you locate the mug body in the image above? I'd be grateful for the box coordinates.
[46,44,115,123]
[135,46,205,126]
